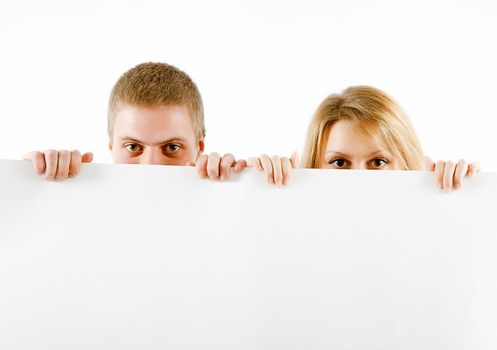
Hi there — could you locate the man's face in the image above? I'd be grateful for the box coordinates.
[109,104,203,165]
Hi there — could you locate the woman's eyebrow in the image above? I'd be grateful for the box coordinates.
[366,150,389,157]
[324,150,351,158]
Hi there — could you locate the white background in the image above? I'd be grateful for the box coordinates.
[0,0,496,169]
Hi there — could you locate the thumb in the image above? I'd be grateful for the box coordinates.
[82,152,93,163]
[290,151,299,168]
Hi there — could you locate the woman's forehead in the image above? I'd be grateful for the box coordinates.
[324,121,384,152]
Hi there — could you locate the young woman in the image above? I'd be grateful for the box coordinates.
[248,86,479,191]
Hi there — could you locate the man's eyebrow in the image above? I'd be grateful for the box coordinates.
[118,136,188,146]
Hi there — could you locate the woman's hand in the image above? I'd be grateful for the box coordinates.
[425,157,480,192]
[247,152,298,186]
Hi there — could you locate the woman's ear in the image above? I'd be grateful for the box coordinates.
[198,139,205,154]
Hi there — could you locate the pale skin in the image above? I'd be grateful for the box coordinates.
[23,104,246,180]
[249,120,480,191]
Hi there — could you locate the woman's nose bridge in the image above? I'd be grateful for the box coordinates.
[351,160,368,170]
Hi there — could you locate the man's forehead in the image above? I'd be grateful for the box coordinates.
[116,134,187,146]
[114,104,192,122]
[112,104,195,142]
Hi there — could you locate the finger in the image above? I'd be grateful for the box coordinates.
[206,152,221,180]
[424,156,435,171]
[467,162,481,178]
[434,160,445,190]
[23,151,46,175]
[44,149,58,180]
[81,152,93,163]
[247,157,263,172]
[442,161,456,192]
[453,159,468,190]
[196,154,208,178]
[68,150,82,178]
[271,155,283,186]
[281,157,292,185]
[220,153,236,181]
[290,151,299,168]
[55,150,71,179]
[233,159,247,173]
[260,154,274,184]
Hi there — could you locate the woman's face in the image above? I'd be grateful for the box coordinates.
[318,120,403,170]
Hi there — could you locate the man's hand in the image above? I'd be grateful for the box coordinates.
[188,153,247,181]
[23,150,93,180]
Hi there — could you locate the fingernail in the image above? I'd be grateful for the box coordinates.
[220,174,226,181]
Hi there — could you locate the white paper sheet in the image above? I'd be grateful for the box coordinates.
[1,160,497,349]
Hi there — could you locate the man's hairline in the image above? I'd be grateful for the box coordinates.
[108,101,204,142]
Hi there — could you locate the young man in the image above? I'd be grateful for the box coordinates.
[24,62,246,180]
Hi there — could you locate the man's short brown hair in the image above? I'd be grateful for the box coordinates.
[108,62,205,141]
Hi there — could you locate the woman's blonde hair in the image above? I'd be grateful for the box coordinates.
[301,86,425,170]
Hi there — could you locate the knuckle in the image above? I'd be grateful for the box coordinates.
[45,149,56,158]
[207,165,218,176]
[59,150,70,158]
[34,152,44,162]
[45,169,56,179]
[71,150,82,159]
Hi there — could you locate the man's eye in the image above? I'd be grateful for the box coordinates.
[164,144,181,153]
[329,158,348,168]
[124,144,142,153]
[371,158,388,168]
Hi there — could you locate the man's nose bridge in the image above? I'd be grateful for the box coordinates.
[142,148,161,164]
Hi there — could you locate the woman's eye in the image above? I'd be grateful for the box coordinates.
[329,158,348,168]
[124,144,141,153]
[371,158,388,168]
[164,144,181,153]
